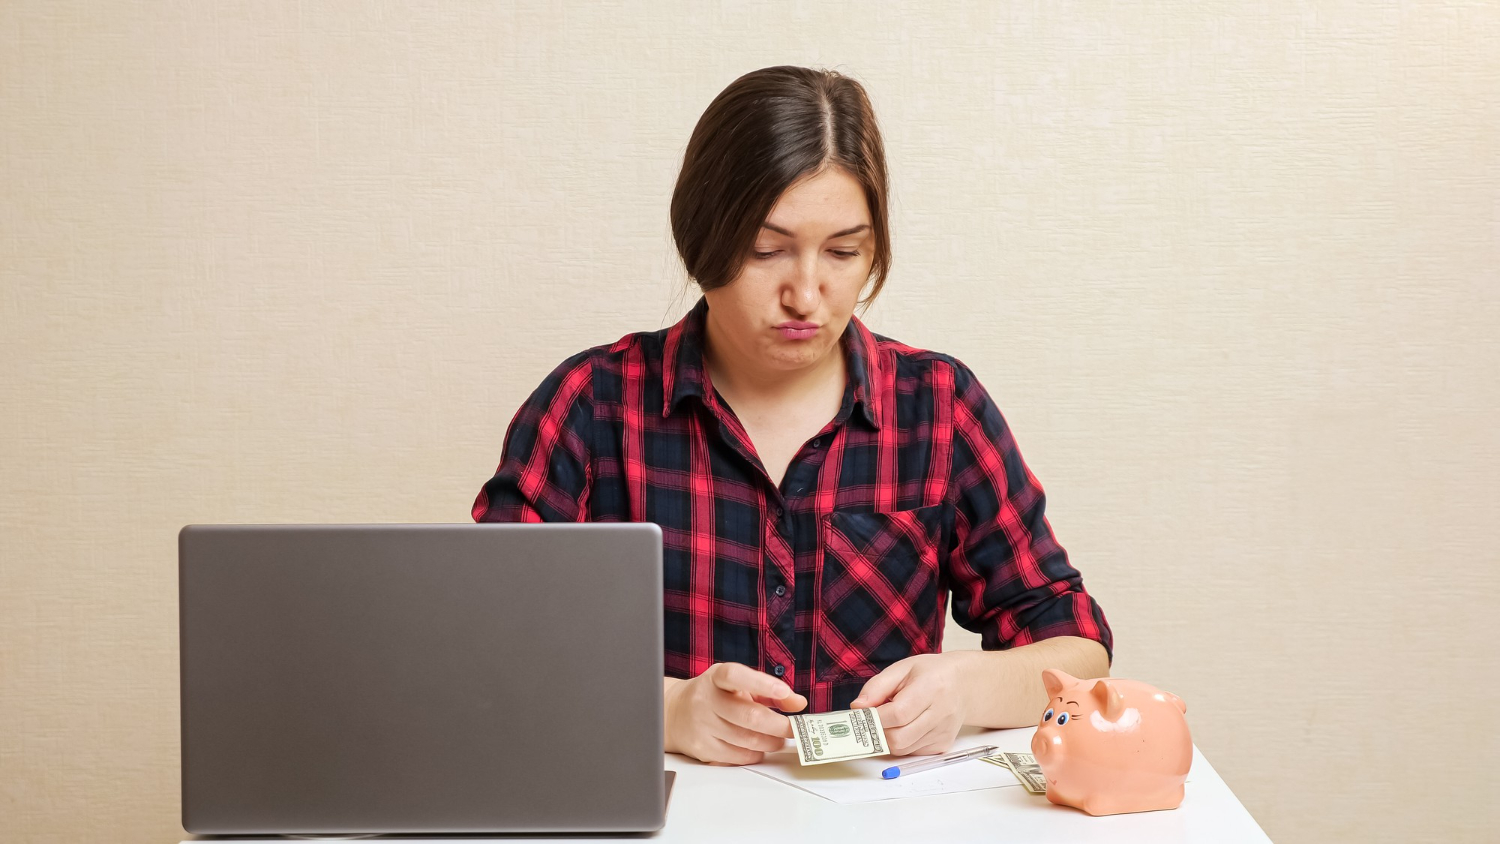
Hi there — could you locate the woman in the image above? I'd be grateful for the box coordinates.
[473,66,1112,765]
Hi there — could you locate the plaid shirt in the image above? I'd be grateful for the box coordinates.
[473,297,1111,712]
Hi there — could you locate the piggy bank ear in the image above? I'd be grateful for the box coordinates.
[1089,678,1128,720]
[1041,668,1075,697]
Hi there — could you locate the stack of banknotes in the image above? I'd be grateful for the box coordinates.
[980,751,1047,793]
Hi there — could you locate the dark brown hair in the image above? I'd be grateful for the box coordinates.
[670,66,892,308]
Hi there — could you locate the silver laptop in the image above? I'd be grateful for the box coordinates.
[179,523,668,836]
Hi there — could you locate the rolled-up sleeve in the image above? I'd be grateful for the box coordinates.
[943,361,1113,662]
[471,351,595,523]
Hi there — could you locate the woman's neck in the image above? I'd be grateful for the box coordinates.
[703,330,846,410]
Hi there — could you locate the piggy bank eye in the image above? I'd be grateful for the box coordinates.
[1057,712,1070,726]
[1043,708,1054,722]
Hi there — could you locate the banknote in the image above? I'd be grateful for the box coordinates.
[980,753,1014,773]
[981,751,1047,794]
[787,708,889,765]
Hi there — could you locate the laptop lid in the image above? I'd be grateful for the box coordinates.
[179,522,665,835]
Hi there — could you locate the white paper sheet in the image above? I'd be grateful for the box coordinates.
[742,726,1035,804]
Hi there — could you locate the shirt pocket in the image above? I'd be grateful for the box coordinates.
[814,502,949,687]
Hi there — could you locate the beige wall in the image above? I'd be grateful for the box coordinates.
[3,2,1497,841]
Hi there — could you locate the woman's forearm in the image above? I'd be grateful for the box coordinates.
[949,636,1111,728]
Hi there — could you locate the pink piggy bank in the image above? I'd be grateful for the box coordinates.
[1030,668,1192,816]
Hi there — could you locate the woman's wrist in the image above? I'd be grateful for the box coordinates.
[936,649,987,726]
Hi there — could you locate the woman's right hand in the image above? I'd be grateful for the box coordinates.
[663,662,808,765]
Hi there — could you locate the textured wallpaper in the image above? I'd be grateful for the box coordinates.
[3,2,1497,842]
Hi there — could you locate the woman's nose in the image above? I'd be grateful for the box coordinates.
[782,258,822,311]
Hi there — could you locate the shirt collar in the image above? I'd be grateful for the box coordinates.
[661,296,883,430]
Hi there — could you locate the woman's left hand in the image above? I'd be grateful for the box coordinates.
[850,653,968,756]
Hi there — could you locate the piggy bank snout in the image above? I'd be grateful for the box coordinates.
[1031,728,1058,761]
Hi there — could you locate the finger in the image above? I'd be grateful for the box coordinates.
[874,690,927,730]
[851,663,909,710]
[712,714,789,752]
[718,692,796,738]
[710,662,795,702]
[884,704,939,755]
[739,686,806,716]
[751,691,808,713]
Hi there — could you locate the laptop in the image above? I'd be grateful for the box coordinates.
[178,522,669,836]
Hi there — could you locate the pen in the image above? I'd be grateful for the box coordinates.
[881,744,998,779]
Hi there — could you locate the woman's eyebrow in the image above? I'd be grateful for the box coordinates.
[760,222,871,238]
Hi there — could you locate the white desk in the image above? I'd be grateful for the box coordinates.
[181,726,1270,843]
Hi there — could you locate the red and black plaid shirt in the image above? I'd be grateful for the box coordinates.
[473,297,1111,712]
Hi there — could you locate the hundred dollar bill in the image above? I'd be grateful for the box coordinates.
[787,708,888,766]
[981,751,1047,794]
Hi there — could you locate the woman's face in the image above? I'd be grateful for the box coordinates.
[703,166,876,382]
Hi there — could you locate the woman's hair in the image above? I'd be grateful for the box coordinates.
[670,66,892,308]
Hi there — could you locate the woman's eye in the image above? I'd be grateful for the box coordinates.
[1043,708,1054,722]
[754,250,859,259]
[1057,712,1070,726]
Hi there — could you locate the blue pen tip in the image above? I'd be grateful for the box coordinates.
[882,767,899,779]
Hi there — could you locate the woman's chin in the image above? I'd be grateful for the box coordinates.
[764,346,832,372]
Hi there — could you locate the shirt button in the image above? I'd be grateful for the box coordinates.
[773,664,786,677]
[811,438,822,448]
[774,585,786,597]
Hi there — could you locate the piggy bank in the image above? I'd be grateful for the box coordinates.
[1029,668,1191,816]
